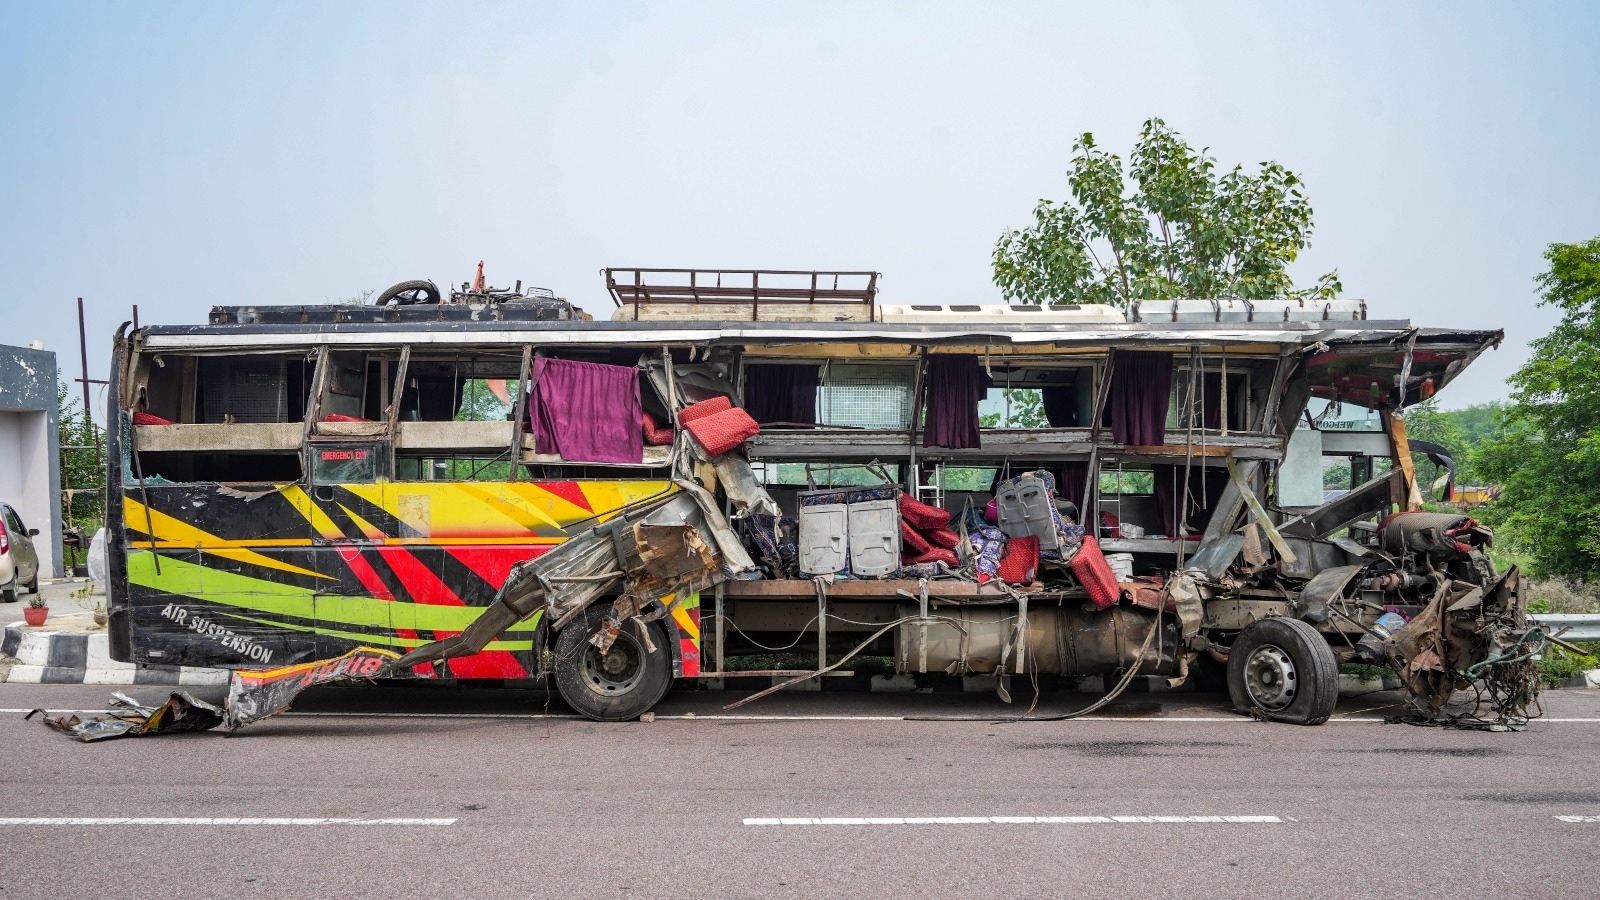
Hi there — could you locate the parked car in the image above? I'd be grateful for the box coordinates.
[0,502,41,602]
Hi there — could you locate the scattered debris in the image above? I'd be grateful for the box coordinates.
[28,691,222,742]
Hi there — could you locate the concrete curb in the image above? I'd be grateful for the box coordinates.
[1559,668,1600,690]
[1,619,229,686]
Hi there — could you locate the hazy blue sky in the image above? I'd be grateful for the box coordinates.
[3,2,1596,417]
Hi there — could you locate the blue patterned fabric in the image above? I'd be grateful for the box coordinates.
[968,526,1006,579]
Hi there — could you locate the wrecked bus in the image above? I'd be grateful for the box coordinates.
[105,269,1537,728]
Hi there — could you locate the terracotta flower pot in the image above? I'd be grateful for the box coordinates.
[22,606,48,627]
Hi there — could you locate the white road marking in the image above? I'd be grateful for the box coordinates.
[0,817,455,826]
[744,815,1281,826]
[1556,816,1600,823]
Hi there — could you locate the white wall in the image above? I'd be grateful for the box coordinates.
[0,411,54,576]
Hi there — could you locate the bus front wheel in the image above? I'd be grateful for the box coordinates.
[553,604,674,722]
[1226,617,1338,725]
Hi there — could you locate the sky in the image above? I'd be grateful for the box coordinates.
[2,2,1597,421]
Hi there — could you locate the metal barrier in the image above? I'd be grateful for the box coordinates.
[1531,614,1600,641]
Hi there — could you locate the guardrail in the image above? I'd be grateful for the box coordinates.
[1531,614,1600,641]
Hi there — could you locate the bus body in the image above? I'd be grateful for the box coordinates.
[107,270,1523,724]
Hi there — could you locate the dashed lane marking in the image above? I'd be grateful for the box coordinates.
[1556,816,1600,823]
[0,817,455,826]
[744,815,1282,826]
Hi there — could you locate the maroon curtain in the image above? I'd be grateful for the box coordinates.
[1056,460,1089,520]
[1110,352,1173,445]
[922,355,991,449]
[1200,372,1223,430]
[529,358,643,464]
[1041,386,1077,427]
[743,363,819,425]
[1152,464,1230,538]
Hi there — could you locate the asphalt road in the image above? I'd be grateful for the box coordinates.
[0,681,1597,899]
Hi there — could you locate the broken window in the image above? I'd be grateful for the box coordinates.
[979,363,1096,429]
[741,363,820,425]
[396,455,514,482]
[817,362,915,428]
[752,463,898,488]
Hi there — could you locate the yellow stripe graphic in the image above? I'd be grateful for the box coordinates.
[124,497,331,580]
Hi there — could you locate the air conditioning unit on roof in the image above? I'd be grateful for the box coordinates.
[1130,298,1368,323]
[877,303,1126,324]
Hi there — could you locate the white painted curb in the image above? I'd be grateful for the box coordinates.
[1,621,229,685]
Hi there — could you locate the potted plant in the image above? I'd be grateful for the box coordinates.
[92,601,108,628]
[22,596,48,627]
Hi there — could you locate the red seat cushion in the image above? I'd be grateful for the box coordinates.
[900,495,952,531]
[678,396,733,425]
[323,413,372,423]
[900,520,932,555]
[682,407,759,456]
[133,411,175,426]
[923,527,961,550]
[997,535,1039,585]
[913,547,959,567]
[1070,535,1121,610]
[641,412,674,446]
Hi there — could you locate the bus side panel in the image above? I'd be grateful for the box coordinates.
[115,479,671,674]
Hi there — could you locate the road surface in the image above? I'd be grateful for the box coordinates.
[0,680,1596,899]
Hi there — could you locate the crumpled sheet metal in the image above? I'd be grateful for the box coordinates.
[223,647,402,730]
[1385,566,1527,715]
[30,691,223,742]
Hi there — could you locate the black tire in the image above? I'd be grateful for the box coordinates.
[25,573,39,594]
[552,604,674,722]
[1226,617,1337,725]
[375,279,442,306]
[1,574,15,603]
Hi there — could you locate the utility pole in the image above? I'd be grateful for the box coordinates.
[73,297,110,532]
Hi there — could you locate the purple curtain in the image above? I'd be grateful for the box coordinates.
[528,358,643,464]
[922,355,991,449]
[1200,372,1223,430]
[1152,464,1230,538]
[743,363,819,425]
[1110,352,1173,445]
[1041,386,1077,427]
[1056,460,1089,521]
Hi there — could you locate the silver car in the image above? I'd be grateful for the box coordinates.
[0,502,41,602]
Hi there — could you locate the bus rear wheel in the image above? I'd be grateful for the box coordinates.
[1226,617,1338,725]
[553,604,674,722]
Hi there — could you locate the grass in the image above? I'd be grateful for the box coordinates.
[1537,638,1600,688]
[1524,577,1600,615]
[1339,663,1392,682]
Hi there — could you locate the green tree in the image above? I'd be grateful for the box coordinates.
[993,118,1340,309]
[1401,399,1464,499]
[56,381,103,536]
[1476,237,1600,579]
[979,388,1050,428]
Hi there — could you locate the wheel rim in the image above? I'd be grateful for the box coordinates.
[579,631,644,697]
[1243,644,1298,710]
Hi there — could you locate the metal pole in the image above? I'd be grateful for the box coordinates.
[77,298,92,420]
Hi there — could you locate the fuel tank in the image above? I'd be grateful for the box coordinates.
[895,604,1181,676]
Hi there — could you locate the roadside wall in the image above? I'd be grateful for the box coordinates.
[0,344,62,577]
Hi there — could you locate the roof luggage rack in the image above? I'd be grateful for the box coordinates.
[605,268,879,322]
